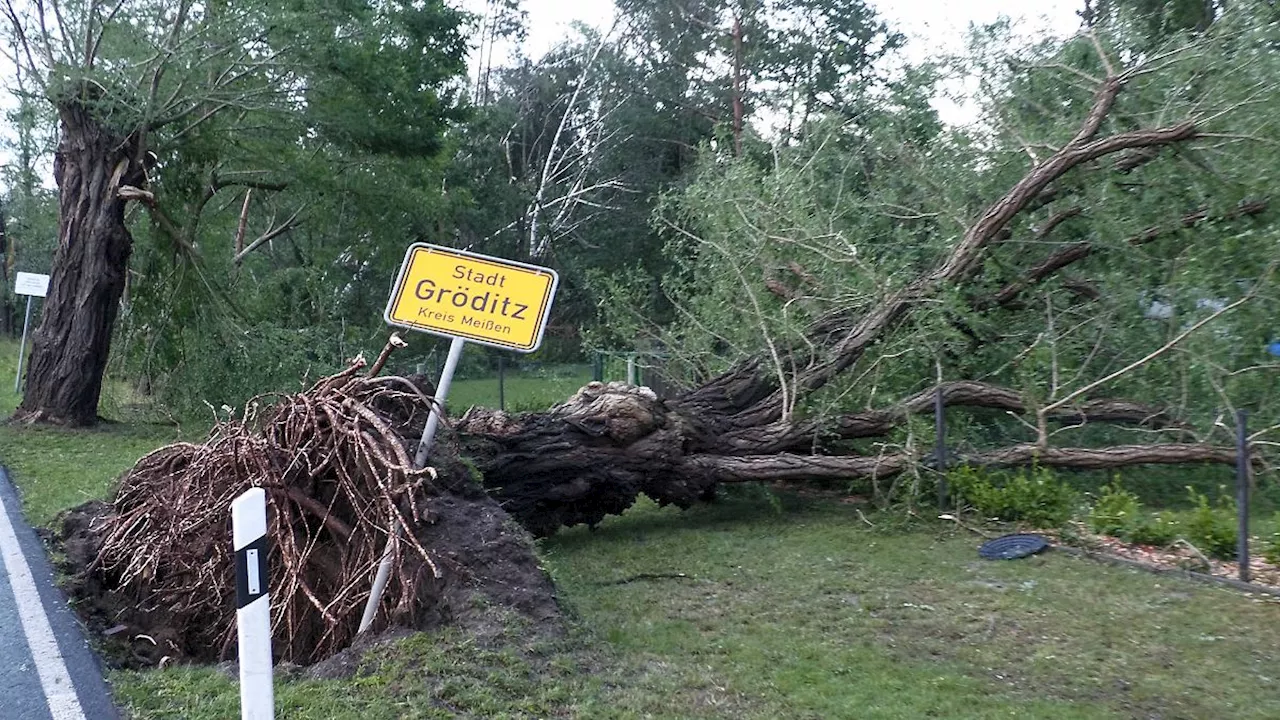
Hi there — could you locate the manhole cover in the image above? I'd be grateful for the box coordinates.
[979,533,1049,560]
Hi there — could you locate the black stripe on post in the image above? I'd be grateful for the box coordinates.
[235,536,269,609]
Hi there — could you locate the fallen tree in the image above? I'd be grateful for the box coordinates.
[457,58,1270,536]
[65,38,1276,667]
[458,382,1242,538]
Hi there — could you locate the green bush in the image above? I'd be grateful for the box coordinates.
[1082,482,1235,555]
[1264,515,1280,565]
[1126,512,1181,547]
[1180,487,1238,561]
[949,464,1078,528]
[1088,480,1141,537]
[150,322,350,421]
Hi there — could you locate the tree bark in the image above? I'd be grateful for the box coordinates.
[457,381,1236,537]
[0,201,10,336]
[14,95,144,426]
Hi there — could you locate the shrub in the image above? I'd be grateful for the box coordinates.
[1126,512,1181,547]
[1180,487,1238,561]
[1264,515,1280,565]
[949,464,1077,528]
[1088,479,1141,537]
[1079,484,1239,557]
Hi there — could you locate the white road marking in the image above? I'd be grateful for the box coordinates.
[0,488,87,720]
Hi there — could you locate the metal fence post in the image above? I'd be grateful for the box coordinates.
[1237,409,1250,583]
[935,385,948,510]
[498,355,506,411]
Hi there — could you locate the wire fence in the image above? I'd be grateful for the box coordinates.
[932,386,1259,582]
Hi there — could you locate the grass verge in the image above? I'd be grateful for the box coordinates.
[0,423,183,526]
[116,492,1280,719]
[448,367,593,413]
[2,343,1277,718]
[0,339,183,526]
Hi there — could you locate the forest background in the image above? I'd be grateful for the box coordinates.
[0,0,1277,478]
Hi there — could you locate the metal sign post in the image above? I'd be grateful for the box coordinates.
[13,272,49,395]
[358,335,464,633]
[359,245,559,633]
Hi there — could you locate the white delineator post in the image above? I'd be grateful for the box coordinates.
[232,488,274,720]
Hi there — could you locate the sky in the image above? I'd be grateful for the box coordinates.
[2,0,1087,187]
[461,0,1085,125]
[503,0,1084,59]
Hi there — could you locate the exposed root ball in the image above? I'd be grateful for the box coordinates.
[93,362,461,664]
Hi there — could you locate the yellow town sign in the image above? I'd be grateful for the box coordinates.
[385,244,559,352]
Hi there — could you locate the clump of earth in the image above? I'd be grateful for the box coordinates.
[51,359,563,670]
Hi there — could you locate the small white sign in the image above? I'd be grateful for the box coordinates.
[15,272,49,298]
[246,549,261,595]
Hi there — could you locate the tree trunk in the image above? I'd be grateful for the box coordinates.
[14,96,144,426]
[0,202,10,336]
[457,382,1241,537]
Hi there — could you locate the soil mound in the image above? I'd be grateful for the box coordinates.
[55,358,562,667]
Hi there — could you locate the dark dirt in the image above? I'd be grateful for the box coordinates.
[301,627,418,681]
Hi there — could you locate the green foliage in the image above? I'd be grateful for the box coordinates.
[1082,480,1237,557]
[153,322,352,420]
[949,464,1078,527]
[1125,512,1182,548]
[1264,515,1280,565]
[278,0,470,158]
[6,0,474,422]
[1180,487,1238,561]
[1087,479,1141,537]
[598,6,1280,455]
[1081,476,1179,547]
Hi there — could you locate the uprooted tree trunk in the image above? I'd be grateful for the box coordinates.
[456,71,1258,537]
[458,381,1238,537]
[63,359,560,667]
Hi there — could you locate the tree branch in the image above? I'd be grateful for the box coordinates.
[713,381,1184,454]
[233,207,303,265]
[979,199,1267,309]
[1041,270,1273,419]
[684,443,1240,483]
[234,190,251,257]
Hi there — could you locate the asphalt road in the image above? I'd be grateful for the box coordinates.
[0,468,118,720]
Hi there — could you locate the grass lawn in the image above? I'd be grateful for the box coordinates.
[2,342,1279,718]
[113,494,1280,719]
[447,365,593,413]
[0,340,186,526]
